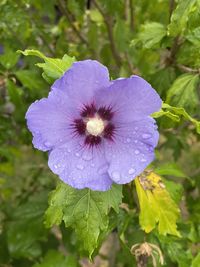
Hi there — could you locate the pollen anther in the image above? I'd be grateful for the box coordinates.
[86,117,105,136]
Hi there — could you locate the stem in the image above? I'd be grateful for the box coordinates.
[93,0,122,68]
[129,0,134,31]
[58,0,89,45]
[176,64,200,74]
[169,0,175,21]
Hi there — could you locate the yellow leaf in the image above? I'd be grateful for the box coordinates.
[135,171,181,237]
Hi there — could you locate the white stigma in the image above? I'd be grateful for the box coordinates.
[86,117,104,136]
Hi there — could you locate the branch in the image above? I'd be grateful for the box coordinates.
[129,0,134,31]
[57,0,89,45]
[93,0,122,68]
[169,0,175,22]
[176,64,200,74]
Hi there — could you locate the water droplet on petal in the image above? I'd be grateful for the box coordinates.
[140,158,147,162]
[134,140,138,143]
[142,133,151,139]
[67,148,71,153]
[75,152,80,157]
[111,171,121,181]
[44,141,51,147]
[128,168,135,175]
[76,164,84,170]
[82,152,93,161]
[54,164,58,169]
[98,164,108,175]
[134,150,140,155]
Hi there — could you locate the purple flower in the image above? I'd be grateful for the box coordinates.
[26,60,162,191]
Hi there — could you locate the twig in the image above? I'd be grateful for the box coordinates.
[129,0,134,31]
[58,0,89,45]
[176,64,200,74]
[169,0,175,22]
[93,0,122,68]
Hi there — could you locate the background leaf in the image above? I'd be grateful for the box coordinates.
[45,183,122,257]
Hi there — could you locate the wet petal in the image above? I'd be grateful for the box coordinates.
[48,139,112,191]
[104,117,159,184]
[26,89,78,151]
[52,60,111,107]
[95,76,162,123]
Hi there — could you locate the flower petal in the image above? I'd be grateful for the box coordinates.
[104,117,159,184]
[52,60,110,106]
[26,89,78,151]
[95,76,162,123]
[48,139,112,191]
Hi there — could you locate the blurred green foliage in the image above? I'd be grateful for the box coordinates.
[0,0,200,266]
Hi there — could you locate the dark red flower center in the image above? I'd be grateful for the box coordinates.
[72,104,115,147]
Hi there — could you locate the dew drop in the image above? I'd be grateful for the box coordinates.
[76,164,84,170]
[75,152,80,157]
[82,152,92,161]
[128,168,136,175]
[134,140,138,144]
[111,171,121,181]
[140,158,147,162]
[54,164,58,169]
[142,133,151,139]
[98,164,108,175]
[44,141,51,147]
[67,148,71,153]
[134,150,140,155]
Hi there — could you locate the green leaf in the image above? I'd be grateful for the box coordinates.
[166,73,199,113]
[32,250,77,267]
[7,194,48,259]
[18,49,76,84]
[168,0,197,36]
[192,252,200,267]
[0,49,19,69]
[114,19,130,52]
[154,163,187,178]
[135,171,181,237]
[131,22,166,49]
[152,102,200,134]
[89,9,103,24]
[162,178,183,204]
[45,183,122,257]
[15,70,46,91]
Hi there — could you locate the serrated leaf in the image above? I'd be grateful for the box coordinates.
[45,183,122,257]
[135,171,181,237]
[18,49,76,84]
[168,0,197,36]
[166,73,199,113]
[131,22,166,49]
[152,102,200,134]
